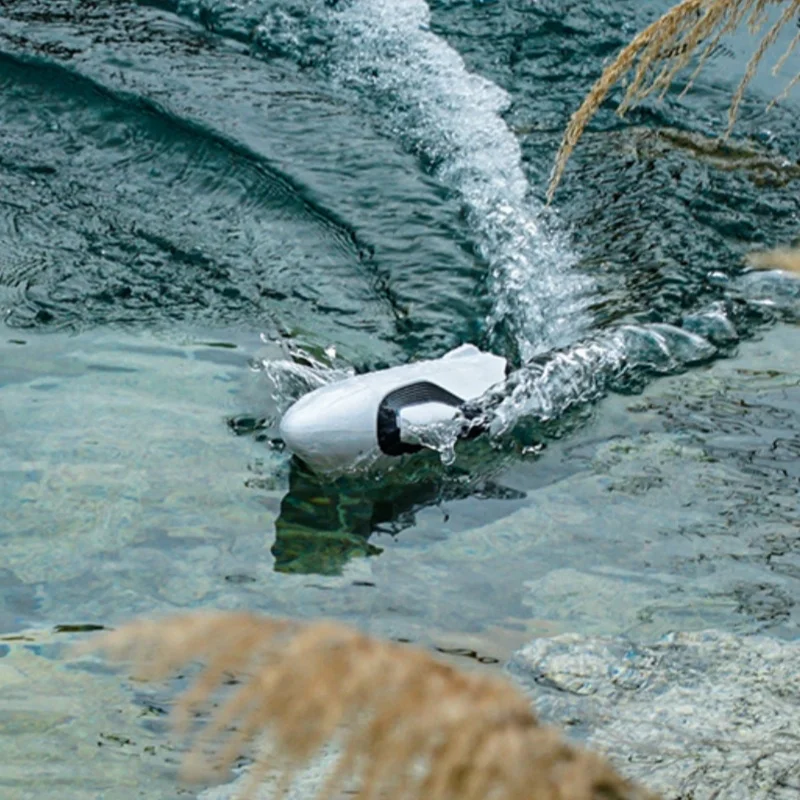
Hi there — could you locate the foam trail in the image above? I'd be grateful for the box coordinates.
[176,0,592,355]
[322,0,592,359]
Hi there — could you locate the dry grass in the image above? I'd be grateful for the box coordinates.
[76,610,659,800]
[547,0,800,202]
[746,245,800,271]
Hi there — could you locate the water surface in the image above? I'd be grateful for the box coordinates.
[0,0,798,797]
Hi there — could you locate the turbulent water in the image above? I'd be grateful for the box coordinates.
[2,1,797,422]
[0,2,799,794]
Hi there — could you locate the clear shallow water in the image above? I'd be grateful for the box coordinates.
[0,0,798,796]
[2,322,799,798]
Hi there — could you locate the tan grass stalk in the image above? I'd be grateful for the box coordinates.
[746,245,800,271]
[547,0,800,202]
[76,610,659,800]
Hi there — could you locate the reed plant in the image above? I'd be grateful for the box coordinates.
[548,0,800,201]
[747,245,800,271]
[77,610,658,800]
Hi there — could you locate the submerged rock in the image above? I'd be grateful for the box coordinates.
[509,630,800,799]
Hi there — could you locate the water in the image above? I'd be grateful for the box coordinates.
[0,1,798,797]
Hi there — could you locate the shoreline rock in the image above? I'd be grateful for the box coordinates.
[509,629,800,799]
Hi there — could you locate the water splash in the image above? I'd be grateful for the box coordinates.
[402,316,729,463]
[252,340,355,430]
[380,270,799,465]
[481,322,718,439]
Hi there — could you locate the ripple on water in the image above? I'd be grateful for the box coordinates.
[0,0,493,361]
[0,55,401,359]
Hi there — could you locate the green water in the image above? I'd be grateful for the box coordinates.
[0,0,798,797]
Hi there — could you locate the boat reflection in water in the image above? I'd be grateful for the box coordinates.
[272,456,526,575]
